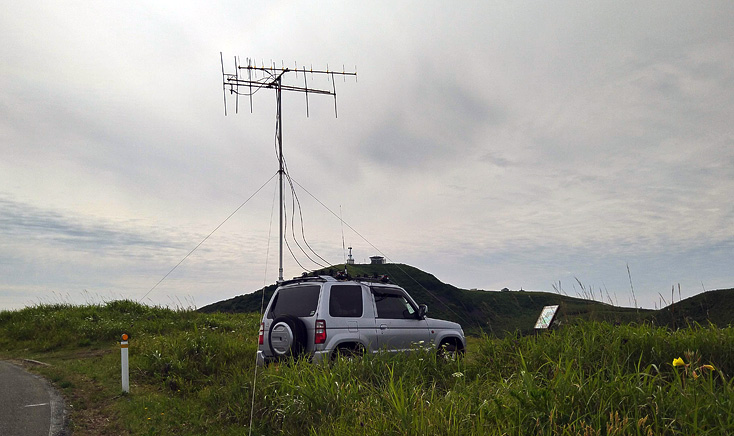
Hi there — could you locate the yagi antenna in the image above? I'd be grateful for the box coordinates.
[219,52,357,283]
[221,54,356,118]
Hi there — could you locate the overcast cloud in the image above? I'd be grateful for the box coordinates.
[1,1,733,310]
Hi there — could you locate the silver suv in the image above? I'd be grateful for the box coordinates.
[256,275,466,365]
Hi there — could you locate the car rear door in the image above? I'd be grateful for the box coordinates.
[326,283,378,350]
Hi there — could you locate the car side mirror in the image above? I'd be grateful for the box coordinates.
[418,304,428,319]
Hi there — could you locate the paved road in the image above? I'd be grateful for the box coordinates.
[0,361,66,436]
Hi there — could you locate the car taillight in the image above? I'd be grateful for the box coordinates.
[314,319,326,344]
[258,322,264,345]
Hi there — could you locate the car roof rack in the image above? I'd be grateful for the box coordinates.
[352,275,392,284]
[279,276,332,286]
[280,271,393,286]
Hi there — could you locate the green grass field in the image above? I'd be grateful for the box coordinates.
[2,301,734,435]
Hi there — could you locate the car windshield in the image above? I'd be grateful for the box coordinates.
[268,285,320,319]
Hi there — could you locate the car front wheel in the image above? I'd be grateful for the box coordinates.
[437,341,464,361]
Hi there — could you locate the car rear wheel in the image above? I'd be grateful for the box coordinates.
[332,344,365,362]
[269,315,308,359]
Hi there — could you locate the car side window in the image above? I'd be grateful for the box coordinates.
[329,285,363,318]
[373,291,417,319]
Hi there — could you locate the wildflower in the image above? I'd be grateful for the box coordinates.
[452,372,464,378]
[693,364,716,379]
[672,357,685,367]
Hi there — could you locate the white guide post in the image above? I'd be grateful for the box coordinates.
[120,333,129,393]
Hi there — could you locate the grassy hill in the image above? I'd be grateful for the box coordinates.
[651,287,734,328]
[200,263,734,335]
[199,263,651,335]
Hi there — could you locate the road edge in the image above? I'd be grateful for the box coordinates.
[45,373,68,436]
[4,360,69,436]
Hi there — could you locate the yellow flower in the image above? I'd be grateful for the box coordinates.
[701,364,715,371]
[672,357,685,367]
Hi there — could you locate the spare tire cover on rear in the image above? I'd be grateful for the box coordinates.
[269,315,308,358]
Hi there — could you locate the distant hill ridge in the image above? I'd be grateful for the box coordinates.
[198,263,734,336]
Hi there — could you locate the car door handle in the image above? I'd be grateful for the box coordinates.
[380,324,387,330]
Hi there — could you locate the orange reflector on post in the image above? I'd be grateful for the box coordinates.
[121,332,130,393]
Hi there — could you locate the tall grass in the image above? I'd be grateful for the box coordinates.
[2,302,734,434]
[254,323,734,435]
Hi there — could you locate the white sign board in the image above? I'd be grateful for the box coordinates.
[534,305,559,329]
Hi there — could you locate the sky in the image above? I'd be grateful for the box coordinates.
[1,1,733,311]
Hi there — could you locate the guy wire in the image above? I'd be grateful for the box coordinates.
[288,176,469,325]
[140,172,277,303]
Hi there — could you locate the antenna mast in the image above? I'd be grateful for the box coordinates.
[220,54,357,283]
